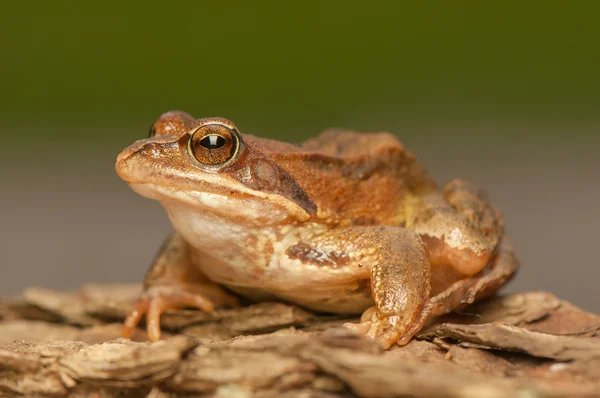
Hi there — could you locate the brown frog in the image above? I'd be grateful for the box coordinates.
[115,112,518,348]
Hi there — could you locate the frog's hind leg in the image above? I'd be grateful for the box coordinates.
[122,233,239,341]
[396,237,518,345]
[409,178,504,294]
[386,179,516,346]
[442,178,503,251]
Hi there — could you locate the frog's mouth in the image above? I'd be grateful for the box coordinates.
[127,181,310,225]
[126,181,251,206]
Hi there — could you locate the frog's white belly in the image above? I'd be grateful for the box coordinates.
[165,202,373,314]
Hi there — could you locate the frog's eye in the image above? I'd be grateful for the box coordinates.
[188,123,241,166]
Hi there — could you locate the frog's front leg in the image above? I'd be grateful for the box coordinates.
[337,227,431,349]
[122,233,239,341]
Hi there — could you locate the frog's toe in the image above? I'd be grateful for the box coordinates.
[342,320,372,335]
[121,287,216,342]
[343,315,403,349]
[366,316,403,348]
[122,297,150,339]
[158,289,216,313]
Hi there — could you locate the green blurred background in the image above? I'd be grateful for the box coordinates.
[1,3,599,311]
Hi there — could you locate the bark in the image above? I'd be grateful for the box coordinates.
[0,285,599,397]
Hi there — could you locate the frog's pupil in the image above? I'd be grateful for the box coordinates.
[200,135,226,149]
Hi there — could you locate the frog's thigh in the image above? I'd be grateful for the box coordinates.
[397,237,519,345]
[414,209,491,278]
[342,226,431,348]
[412,180,502,281]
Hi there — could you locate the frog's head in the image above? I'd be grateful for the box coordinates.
[116,111,316,225]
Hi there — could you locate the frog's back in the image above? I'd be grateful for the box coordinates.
[268,129,438,225]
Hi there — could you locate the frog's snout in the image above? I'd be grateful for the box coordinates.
[115,138,153,183]
[115,145,137,182]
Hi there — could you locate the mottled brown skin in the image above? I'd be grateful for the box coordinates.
[116,111,518,348]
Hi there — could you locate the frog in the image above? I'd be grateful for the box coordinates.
[115,111,518,348]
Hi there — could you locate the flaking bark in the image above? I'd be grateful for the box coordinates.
[0,286,599,397]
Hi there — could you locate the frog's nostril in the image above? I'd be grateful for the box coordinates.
[115,139,151,169]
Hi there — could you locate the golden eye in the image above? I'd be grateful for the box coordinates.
[188,123,241,166]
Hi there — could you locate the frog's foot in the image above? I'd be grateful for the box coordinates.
[343,307,408,349]
[122,285,231,341]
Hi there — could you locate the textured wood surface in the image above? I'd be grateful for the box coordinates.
[0,285,599,397]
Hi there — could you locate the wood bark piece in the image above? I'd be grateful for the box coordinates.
[433,322,600,361]
[0,286,599,397]
[60,336,197,386]
[461,290,562,325]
